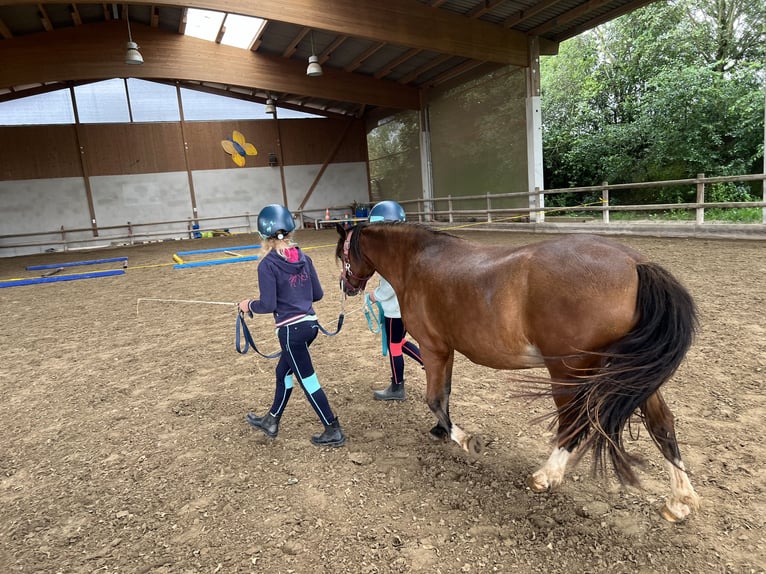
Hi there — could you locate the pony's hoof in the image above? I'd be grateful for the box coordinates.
[659,504,682,522]
[428,425,448,442]
[659,491,700,522]
[659,502,691,523]
[526,472,550,492]
[466,435,483,456]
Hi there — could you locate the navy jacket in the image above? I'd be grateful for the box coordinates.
[247,247,323,325]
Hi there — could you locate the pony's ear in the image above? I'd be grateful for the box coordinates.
[336,223,346,237]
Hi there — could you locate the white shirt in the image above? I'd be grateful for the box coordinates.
[373,275,401,318]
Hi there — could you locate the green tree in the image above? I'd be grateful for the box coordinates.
[541,0,765,205]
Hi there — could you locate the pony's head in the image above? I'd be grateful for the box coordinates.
[335,223,374,296]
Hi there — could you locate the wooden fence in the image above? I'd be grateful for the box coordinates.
[1,173,765,256]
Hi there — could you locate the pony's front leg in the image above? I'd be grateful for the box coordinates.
[422,348,483,455]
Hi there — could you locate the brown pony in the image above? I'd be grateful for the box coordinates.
[336,222,701,522]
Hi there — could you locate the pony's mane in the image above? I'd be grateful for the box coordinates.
[348,222,463,261]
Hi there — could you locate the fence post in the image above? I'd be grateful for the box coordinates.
[602,181,609,224]
[696,173,705,225]
[61,225,67,252]
[127,221,134,245]
[535,187,544,223]
[486,193,492,223]
[448,195,453,224]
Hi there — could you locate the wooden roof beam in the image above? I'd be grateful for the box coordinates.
[37,3,53,31]
[374,48,420,79]
[70,3,81,25]
[344,41,385,73]
[0,22,420,110]
[248,19,267,51]
[549,0,661,42]
[504,0,563,28]
[0,17,12,38]
[529,0,613,36]
[283,27,309,58]
[1,0,529,65]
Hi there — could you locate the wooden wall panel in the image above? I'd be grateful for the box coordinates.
[0,117,368,181]
[0,126,82,180]
[278,118,367,165]
[184,120,279,170]
[79,123,186,176]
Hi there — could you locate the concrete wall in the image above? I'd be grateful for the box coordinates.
[0,162,369,257]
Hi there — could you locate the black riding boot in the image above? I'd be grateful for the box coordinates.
[310,418,346,447]
[373,378,405,401]
[245,412,280,438]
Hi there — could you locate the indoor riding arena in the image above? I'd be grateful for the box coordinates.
[0,228,763,573]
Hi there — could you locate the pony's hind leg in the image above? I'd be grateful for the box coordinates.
[528,379,591,492]
[641,391,700,522]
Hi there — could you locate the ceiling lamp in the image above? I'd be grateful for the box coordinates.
[264,98,276,115]
[124,6,144,65]
[306,31,322,77]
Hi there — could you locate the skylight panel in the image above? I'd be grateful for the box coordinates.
[184,8,225,42]
[184,9,262,50]
[221,14,264,49]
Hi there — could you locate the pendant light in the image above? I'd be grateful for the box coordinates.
[124,6,144,65]
[306,31,322,77]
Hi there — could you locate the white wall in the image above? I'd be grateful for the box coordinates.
[0,162,369,256]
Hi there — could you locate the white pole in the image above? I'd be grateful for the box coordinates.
[136,298,236,316]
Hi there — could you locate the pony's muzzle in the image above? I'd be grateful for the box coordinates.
[339,273,365,296]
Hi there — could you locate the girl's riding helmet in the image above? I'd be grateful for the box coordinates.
[257,204,296,239]
[368,200,406,223]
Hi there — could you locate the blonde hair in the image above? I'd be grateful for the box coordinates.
[260,233,295,258]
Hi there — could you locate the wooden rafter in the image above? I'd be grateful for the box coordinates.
[468,0,508,19]
[374,47,420,79]
[529,0,613,36]
[215,17,225,44]
[0,22,420,110]
[318,35,347,64]
[70,3,81,25]
[283,27,310,58]
[504,0,563,28]
[344,42,385,73]
[398,53,452,85]
[248,19,267,51]
[37,3,53,31]
[178,7,187,34]
[428,59,486,87]
[549,0,661,42]
[2,0,529,65]
[0,17,12,38]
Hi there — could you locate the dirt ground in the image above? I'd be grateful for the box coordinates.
[0,228,764,574]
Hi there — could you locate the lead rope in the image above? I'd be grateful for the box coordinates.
[235,311,282,358]
[236,295,346,359]
[363,293,387,356]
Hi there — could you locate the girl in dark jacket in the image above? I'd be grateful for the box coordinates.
[239,204,345,447]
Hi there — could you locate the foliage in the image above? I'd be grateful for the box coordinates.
[541,0,765,209]
[366,112,421,201]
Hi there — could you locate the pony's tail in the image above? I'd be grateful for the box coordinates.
[579,262,698,486]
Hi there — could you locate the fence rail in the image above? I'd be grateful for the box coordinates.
[2,173,764,256]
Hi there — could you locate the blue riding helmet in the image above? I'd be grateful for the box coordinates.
[368,200,406,223]
[257,204,296,239]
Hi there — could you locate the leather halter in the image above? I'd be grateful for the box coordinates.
[339,228,373,295]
